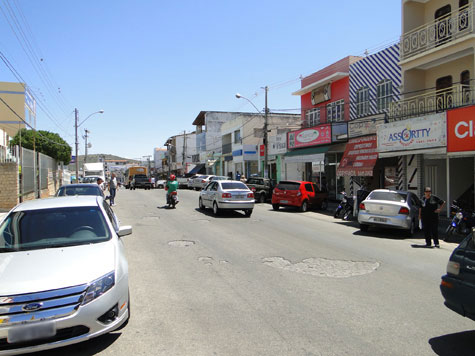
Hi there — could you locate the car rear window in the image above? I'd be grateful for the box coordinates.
[221,182,248,190]
[57,186,101,196]
[368,191,407,202]
[276,182,300,191]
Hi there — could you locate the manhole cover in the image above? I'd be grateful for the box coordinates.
[263,257,379,278]
[168,240,195,247]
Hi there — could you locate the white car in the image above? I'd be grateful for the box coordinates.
[0,196,132,355]
[190,175,215,191]
[199,180,255,217]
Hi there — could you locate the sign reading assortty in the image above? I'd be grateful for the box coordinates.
[377,113,446,152]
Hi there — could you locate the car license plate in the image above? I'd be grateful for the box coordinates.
[373,217,388,223]
[280,200,289,204]
[8,322,56,344]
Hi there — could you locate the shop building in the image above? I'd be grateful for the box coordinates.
[337,44,401,194]
[376,0,475,214]
[288,56,362,199]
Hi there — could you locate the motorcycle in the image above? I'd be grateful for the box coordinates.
[334,192,348,218]
[342,195,355,221]
[445,201,475,241]
[167,191,178,209]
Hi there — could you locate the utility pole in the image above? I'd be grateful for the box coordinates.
[264,86,269,178]
[182,130,186,173]
[84,129,90,164]
[74,108,79,183]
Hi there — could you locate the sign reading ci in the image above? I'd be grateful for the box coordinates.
[287,124,331,149]
[447,106,475,152]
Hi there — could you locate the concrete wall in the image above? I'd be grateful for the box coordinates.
[0,162,19,210]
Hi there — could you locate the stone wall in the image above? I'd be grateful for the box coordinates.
[0,162,19,210]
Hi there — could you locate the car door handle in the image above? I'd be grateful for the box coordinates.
[466,265,475,271]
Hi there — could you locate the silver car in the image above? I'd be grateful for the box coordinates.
[358,189,421,235]
[0,196,132,355]
[199,180,255,217]
[55,183,104,197]
[191,175,215,191]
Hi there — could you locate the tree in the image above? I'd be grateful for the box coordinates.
[10,128,72,165]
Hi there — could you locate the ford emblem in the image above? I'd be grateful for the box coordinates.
[22,302,43,312]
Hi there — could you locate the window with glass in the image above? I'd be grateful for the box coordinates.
[234,130,241,144]
[305,108,320,127]
[326,100,345,122]
[377,80,393,111]
[356,87,370,117]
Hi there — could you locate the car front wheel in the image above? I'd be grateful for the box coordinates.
[245,209,252,217]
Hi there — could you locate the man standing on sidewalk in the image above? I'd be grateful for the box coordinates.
[109,173,118,206]
[419,187,445,248]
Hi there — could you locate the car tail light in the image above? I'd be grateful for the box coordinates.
[398,207,410,215]
[201,180,206,183]
[359,203,365,210]
[222,193,231,198]
[247,192,254,198]
[447,261,460,276]
[251,187,256,192]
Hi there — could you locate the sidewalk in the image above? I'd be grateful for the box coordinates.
[322,201,462,243]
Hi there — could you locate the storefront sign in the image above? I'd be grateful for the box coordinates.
[287,124,331,149]
[269,134,287,155]
[259,144,265,157]
[447,106,475,152]
[337,135,378,176]
[377,113,446,152]
[348,114,386,138]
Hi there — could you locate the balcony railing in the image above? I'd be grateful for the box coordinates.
[388,84,474,120]
[401,4,473,60]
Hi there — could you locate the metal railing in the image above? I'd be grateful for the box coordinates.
[401,4,473,60]
[388,83,474,120]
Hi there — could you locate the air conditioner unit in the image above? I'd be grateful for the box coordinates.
[311,84,331,105]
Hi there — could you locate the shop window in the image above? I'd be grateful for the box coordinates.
[305,108,320,127]
[425,166,438,194]
[377,79,393,111]
[356,87,369,117]
[435,5,452,46]
[326,99,345,122]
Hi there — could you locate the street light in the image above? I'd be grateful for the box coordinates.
[235,87,269,178]
[75,109,104,183]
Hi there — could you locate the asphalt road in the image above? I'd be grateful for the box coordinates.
[34,187,475,356]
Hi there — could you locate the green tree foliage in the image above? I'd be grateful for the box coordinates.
[10,129,72,165]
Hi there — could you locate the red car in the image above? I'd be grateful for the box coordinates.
[271,180,328,212]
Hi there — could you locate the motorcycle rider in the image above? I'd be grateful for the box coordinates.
[165,174,179,206]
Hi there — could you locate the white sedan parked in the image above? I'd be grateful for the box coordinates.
[199,180,255,217]
[0,196,132,355]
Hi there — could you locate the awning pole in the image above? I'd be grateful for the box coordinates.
[446,155,450,219]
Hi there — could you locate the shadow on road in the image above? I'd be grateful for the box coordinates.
[352,227,424,240]
[429,330,475,356]
[194,208,249,219]
[25,332,121,356]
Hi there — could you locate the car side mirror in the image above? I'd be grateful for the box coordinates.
[118,225,132,237]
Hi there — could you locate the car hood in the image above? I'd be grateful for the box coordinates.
[0,241,116,295]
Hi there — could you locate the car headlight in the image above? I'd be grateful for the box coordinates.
[456,212,463,219]
[82,272,115,305]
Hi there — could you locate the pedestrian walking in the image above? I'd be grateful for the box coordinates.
[96,177,105,192]
[236,171,241,181]
[419,187,445,248]
[109,173,118,206]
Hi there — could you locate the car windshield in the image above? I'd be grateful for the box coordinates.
[212,176,228,180]
[57,186,101,196]
[221,182,248,190]
[368,191,408,203]
[276,182,300,191]
[0,206,111,252]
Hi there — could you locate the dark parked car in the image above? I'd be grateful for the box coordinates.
[245,177,275,203]
[271,181,328,212]
[441,229,475,322]
[130,174,152,190]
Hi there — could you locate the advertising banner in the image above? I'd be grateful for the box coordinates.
[287,124,331,149]
[447,106,475,153]
[348,114,386,138]
[377,113,446,152]
[269,134,287,155]
[337,135,378,176]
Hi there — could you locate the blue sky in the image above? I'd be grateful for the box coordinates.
[0,0,401,160]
